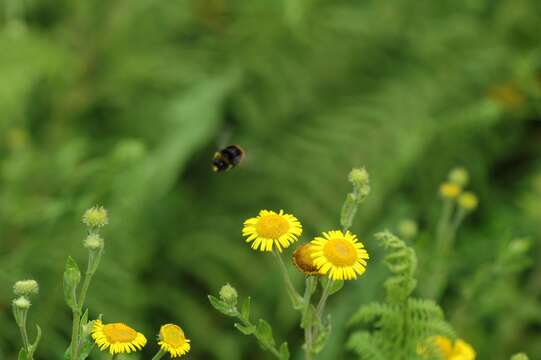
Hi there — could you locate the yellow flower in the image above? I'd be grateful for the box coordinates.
[158,324,191,358]
[433,336,476,360]
[310,230,369,280]
[242,210,302,252]
[91,320,147,355]
[292,243,320,275]
[439,182,462,199]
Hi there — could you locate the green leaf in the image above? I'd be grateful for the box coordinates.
[241,296,251,320]
[208,295,236,317]
[63,256,81,310]
[328,280,344,296]
[301,304,315,329]
[234,322,255,335]
[255,319,275,347]
[279,342,290,360]
[312,316,332,354]
[30,324,42,351]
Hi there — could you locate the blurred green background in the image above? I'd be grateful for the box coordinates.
[1,0,540,359]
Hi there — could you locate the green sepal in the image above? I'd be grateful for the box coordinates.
[208,295,236,317]
[279,342,290,360]
[63,256,81,310]
[241,296,251,320]
[328,280,344,296]
[234,322,255,335]
[255,319,275,347]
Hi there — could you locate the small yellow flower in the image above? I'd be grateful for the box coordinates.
[91,320,147,355]
[439,182,462,199]
[292,243,320,275]
[458,192,478,211]
[242,210,302,252]
[432,336,476,360]
[158,324,191,358]
[310,230,369,280]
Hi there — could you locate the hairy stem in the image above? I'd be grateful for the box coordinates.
[274,250,303,308]
[151,349,167,360]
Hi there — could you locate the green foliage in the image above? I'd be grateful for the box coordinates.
[209,289,289,360]
[0,0,540,358]
[348,231,454,360]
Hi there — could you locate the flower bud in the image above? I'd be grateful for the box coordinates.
[292,244,320,276]
[82,206,109,228]
[449,167,469,187]
[458,192,478,211]
[84,234,104,250]
[510,353,529,360]
[439,182,462,199]
[219,284,238,305]
[508,239,530,256]
[398,220,418,239]
[349,167,370,198]
[13,296,31,310]
[13,279,39,296]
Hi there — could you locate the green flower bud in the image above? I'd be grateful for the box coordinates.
[449,167,469,187]
[398,219,418,239]
[13,296,31,309]
[511,353,529,360]
[348,167,370,197]
[219,283,238,304]
[508,239,530,255]
[82,206,109,228]
[84,234,104,250]
[13,280,39,296]
[458,192,478,211]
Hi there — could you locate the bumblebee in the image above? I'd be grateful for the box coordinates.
[212,145,245,172]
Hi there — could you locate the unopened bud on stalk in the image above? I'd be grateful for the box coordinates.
[13,280,39,296]
[510,353,529,360]
[219,284,238,305]
[448,167,469,187]
[84,234,104,250]
[13,296,31,310]
[398,220,418,239]
[458,192,478,211]
[82,206,109,228]
[349,167,370,198]
[439,182,462,199]
[508,239,530,256]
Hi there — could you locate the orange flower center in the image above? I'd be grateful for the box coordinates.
[160,324,186,347]
[256,215,289,239]
[102,323,137,343]
[323,238,357,266]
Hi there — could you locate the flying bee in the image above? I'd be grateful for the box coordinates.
[212,144,245,172]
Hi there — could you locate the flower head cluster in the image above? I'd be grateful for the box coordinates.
[439,168,479,211]
[82,206,109,228]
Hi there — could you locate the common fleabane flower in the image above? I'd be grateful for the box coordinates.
[242,210,302,252]
[91,320,147,355]
[158,324,191,358]
[310,230,369,280]
[431,336,476,360]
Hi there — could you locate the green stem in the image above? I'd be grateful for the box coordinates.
[70,308,81,360]
[274,250,303,308]
[151,349,167,360]
[302,278,315,360]
[236,310,283,359]
[18,310,33,360]
[315,278,332,317]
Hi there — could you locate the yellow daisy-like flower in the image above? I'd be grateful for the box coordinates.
[158,324,191,358]
[242,210,302,252]
[432,336,476,360]
[91,320,147,355]
[310,230,369,280]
